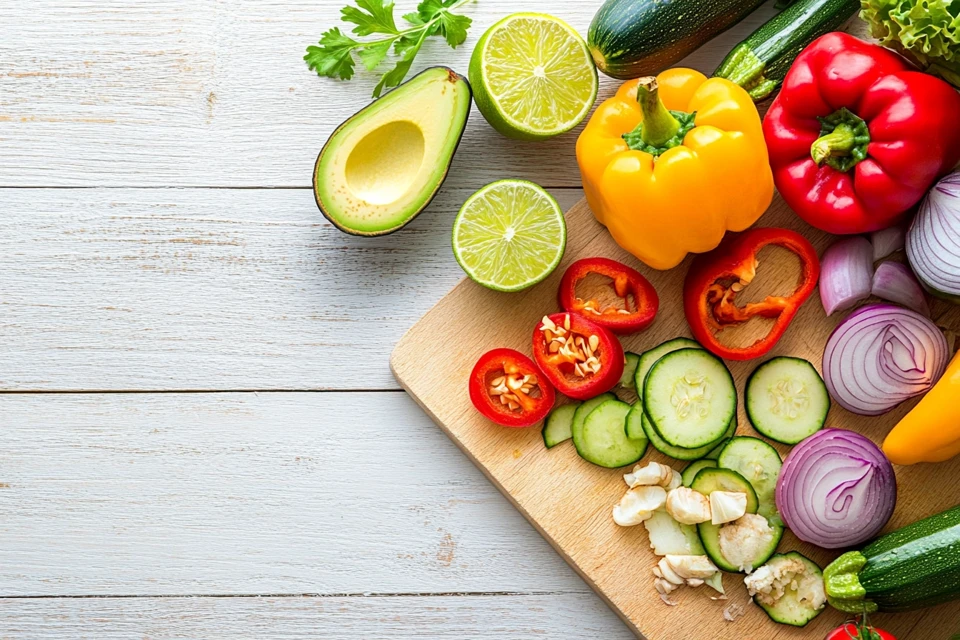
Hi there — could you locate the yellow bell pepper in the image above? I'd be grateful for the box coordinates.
[884,351,960,465]
[575,68,774,270]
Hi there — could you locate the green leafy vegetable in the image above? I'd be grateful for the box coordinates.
[861,0,960,87]
[305,0,473,97]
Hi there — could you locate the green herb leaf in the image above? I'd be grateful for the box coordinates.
[342,0,399,36]
[416,0,471,47]
[357,39,395,70]
[304,27,359,80]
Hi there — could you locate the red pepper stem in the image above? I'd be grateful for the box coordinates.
[812,124,856,165]
[635,77,681,148]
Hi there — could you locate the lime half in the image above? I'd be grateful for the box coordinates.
[452,180,566,292]
[469,13,598,141]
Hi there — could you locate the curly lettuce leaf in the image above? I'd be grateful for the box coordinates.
[861,0,960,86]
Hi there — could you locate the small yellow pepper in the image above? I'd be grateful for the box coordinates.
[576,68,774,270]
[884,351,960,465]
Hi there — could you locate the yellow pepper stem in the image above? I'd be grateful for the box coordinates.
[635,77,681,148]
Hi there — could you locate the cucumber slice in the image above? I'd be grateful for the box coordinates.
[703,437,732,461]
[717,436,783,523]
[628,405,736,461]
[692,468,782,573]
[571,392,616,450]
[575,399,647,468]
[745,357,829,445]
[634,337,702,400]
[644,349,736,448]
[542,403,579,448]
[644,508,705,556]
[681,459,718,487]
[618,352,641,390]
[749,552,825,627]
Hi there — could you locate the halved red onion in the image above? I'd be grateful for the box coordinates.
[820,237,874,316]
[872,261,930,316]
[776,429,896,549]
[871,225,906,262]
[907,171,960,300]
[823,303,948,416]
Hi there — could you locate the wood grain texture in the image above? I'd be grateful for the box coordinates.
[0,0,783,188]
[0,594,634,639]
[0,187,579,391]
[392,198,960,639]
[0,391,619,600]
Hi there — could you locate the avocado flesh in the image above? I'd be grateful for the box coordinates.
[314,67,472,236]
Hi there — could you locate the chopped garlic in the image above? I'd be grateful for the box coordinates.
[665,487,712,524]
[709,491,748,525]
[652,555,722,605]
[643,509,701,556]
[666,470,682,491]
[745,555,826,611]
[624,461,676,488]
[718,514,776,573]
[723,602,745,622]
[613,485,667,526]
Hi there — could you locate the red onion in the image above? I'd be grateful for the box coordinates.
[820,237,874,316]
[823,303,948,416]
[907,171,960,300]
[776,429,896,549]
[871,225,906,262]
[872,261,930,316]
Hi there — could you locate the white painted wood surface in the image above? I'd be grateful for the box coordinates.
[0,0,844,636]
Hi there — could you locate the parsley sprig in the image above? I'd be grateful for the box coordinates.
[305,0,473,97]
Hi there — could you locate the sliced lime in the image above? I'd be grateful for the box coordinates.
[469,13,598,140]
[452,180,566,292]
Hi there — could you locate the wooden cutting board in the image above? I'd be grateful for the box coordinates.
[392,194,960,639]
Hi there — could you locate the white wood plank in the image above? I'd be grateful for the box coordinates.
[0,594,634,639]
[0,186,580,391]
[0,391,604,597]
[0,0,779,187]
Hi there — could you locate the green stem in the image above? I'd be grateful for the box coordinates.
[635,77,680,148]
[812,124,856,165]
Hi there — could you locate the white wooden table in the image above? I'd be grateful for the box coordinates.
[0,2,781,637]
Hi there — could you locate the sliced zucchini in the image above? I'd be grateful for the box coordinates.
[692,468,782,573]
[644,508,705,556]
[745,357,829,445]
[643,349,736,448]
[571,392,616,450]
[542,403,579,449]
[629,405,736,461]
[681,459,718,487]
[618,352,641,390]
[748,552,825,627]
[633,337,702,400]
[575,399,647,468]
[716,436,782,523]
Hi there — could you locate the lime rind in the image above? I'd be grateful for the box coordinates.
[471,13,598,140]
[452,180,566,292]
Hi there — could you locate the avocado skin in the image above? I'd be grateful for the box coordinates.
[313,66,472,237]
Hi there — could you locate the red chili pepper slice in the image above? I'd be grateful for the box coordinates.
[469,348,555,428]
[683,228,820,361]
[532,312,624,400]
[558,257,659,334]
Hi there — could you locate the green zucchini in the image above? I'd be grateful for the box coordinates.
[824,504,960,613]
[713,0,860,100]
[587,0,768,80]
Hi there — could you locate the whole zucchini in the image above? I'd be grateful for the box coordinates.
[714,0,860,100]
[587,0,767,79]
[824,504,960,613]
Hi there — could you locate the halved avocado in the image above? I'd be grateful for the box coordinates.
[314,67,472,236]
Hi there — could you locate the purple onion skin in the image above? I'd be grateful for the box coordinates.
[776,429,896,549]
[820,237,874,316]
[872,261,930,316]
[907,170,960,302]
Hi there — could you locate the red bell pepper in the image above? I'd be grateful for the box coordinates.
[683,228,819,361]
[469,348,555,428]
[557,257,659,335]
[532,313,624,400]
[764,32,960,235]
[826,618,895,640]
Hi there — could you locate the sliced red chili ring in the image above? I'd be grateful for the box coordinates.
[532,312,624,400]
[469,348,555,428]
[683,227,820,361]
[558,257,659,335]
